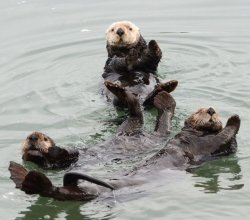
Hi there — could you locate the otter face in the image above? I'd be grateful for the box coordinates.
[106,21,140,47]
[22,132,55,155]
[185,107,223,132]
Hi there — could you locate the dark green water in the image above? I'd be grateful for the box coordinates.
[1,0,250,219]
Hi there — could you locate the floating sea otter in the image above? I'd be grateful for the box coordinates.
[9,83,240,201]
[22,132,79,169]
[20,81,177,174]
[102,21,177,107]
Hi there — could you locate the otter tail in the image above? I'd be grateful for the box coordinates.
[63,171,114,190]
[9,161,53,195]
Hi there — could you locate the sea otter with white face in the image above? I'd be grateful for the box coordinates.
[105,21,146,58]
[9,84,240,201]
[103,21,176,107]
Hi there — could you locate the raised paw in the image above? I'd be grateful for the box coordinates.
[153,91,176,113]
[157,80,178,93]
[126,48,139,69]
[226,114,241,133]
[104,81,126,98]
[148,40,162,57]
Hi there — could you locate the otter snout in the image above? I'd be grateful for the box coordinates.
[116,28,125,37]
[28,134,38,142]
[207,107,216,116]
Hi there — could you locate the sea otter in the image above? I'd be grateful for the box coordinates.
[9,83,240,201]
[103,21,176,107]
[22,132,79,169]
[19,81,177,173]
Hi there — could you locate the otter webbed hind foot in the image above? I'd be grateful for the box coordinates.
[154,91,176,135]
[9,162,111,201]
[9,161,28,189]
[9,161,53,195]
[105,80,143,134]
[104,80,126,100]
[143,80,178,106]
[154,91,176,114]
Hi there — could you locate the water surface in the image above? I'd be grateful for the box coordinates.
[1,0,250,219]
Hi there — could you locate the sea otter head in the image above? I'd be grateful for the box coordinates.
[184,107,223,132]
[22,132,55,156]
[106,21,140,47]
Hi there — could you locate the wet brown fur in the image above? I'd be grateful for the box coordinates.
[9,89,241,201]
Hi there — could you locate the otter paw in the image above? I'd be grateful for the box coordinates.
[104,81,126,97]
[226,114,241,133]
[153,91,176,113]
[148,40,162,56]
[126,48,139,68]
[158,80,178,93]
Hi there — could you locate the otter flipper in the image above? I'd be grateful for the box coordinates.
[144,80,178,106]
[63,172,114,190]
[9,161,53,195]
[21,171,53,195]
[9,162,103,201]
[153,91,176,135]
[9,161,28,189]
[105,81,143,134]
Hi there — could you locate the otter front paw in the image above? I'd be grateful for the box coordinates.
[126,48,139,70]
[226,114,241,133]
[148,40,162,57]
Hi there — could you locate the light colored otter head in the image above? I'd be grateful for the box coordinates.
[22,132,55,155]
[185,107,223,132]
[106,21,140,47]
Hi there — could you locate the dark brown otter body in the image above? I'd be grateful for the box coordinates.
[103,21,175,107]
[133,114,239,174]
[20,82,176,175]
[9,85,240,201]
[9,83,177,201]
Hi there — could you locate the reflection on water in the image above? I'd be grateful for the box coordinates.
[190,156,243,193]
[17,197,85,220]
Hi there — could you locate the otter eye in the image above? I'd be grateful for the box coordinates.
[129,27,133,31]
[44,137,48,141]
[111,28,114,32]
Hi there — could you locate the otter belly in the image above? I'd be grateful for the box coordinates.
[102,71,158,106]
[73,133,165,178]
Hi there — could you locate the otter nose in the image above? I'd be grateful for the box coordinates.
[207,107,216,116]
[116,28,125,37]
[29,134,38,142]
